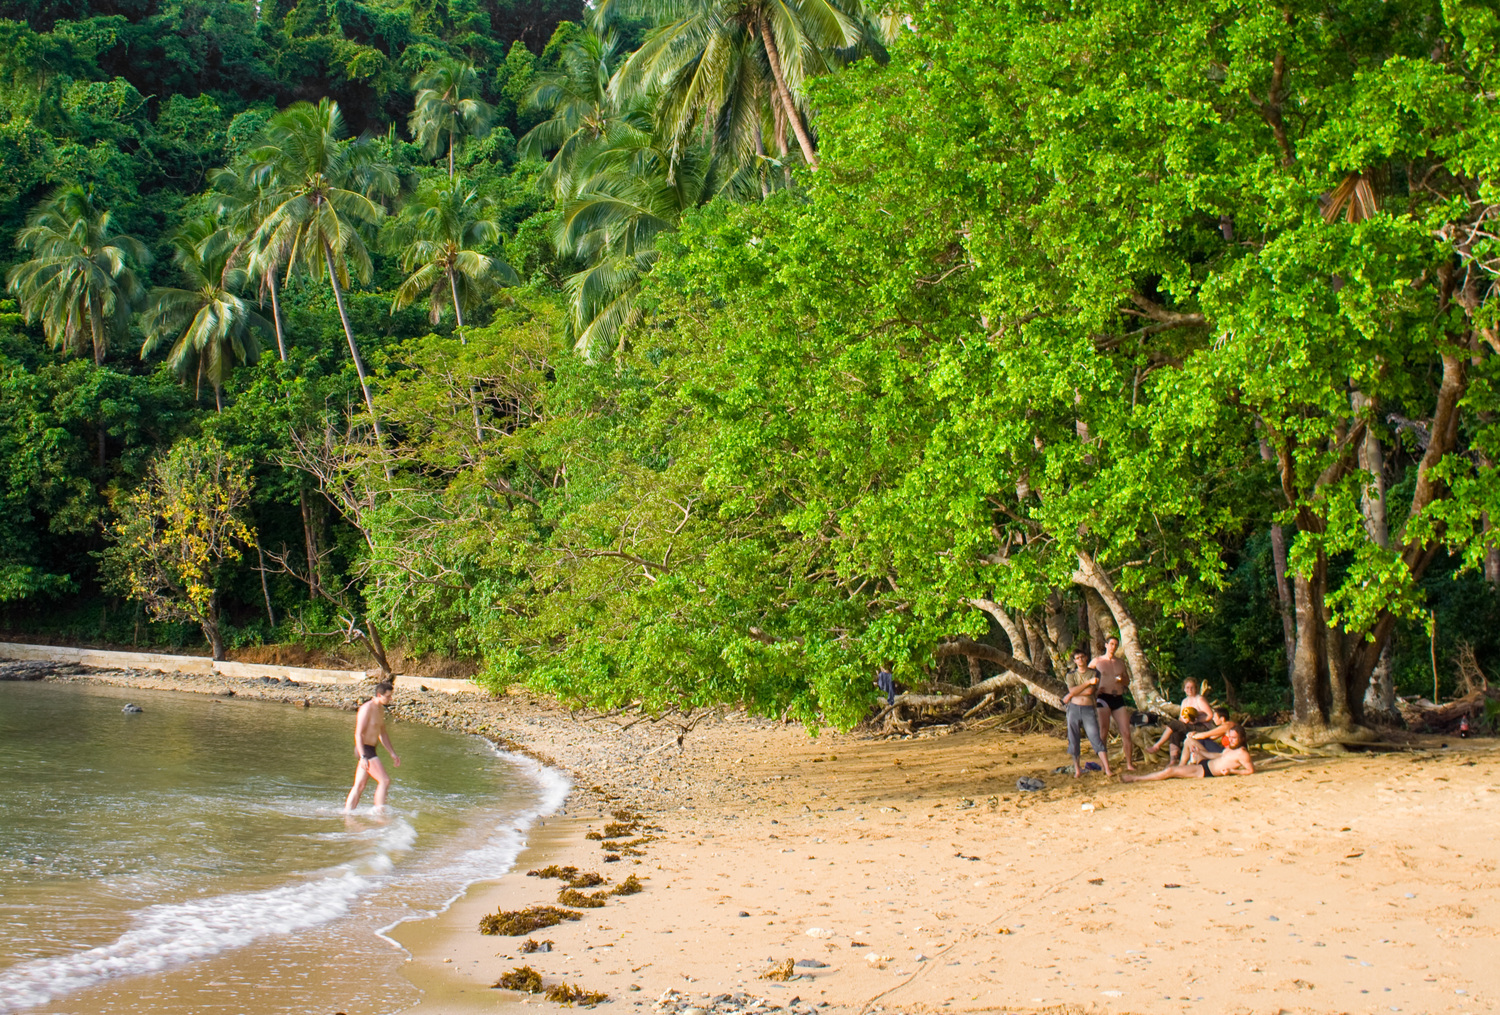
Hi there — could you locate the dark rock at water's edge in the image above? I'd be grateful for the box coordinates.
[0,661,73,681]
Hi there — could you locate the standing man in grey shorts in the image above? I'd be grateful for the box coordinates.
[1090,635,1136,772]
[1063,649,1112,778]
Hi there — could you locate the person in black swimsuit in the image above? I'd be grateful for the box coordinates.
[1120,728,1255,782]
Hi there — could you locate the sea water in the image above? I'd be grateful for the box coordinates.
[0,680,568,1014]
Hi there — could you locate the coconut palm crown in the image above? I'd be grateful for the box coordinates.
[410,60,495,178]
[7,184,149,365]
[388,177,519,333]
[140,216,267,410]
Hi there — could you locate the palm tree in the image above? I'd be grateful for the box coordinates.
[388,177,518,334]
[553,116,747,358]
[518,29,635,195]
[140,217,268,411]
[410,60,495,179]
[595,0,869,173]
[210,163,290,361]
[6,184,148,366]
[246,98,397,435]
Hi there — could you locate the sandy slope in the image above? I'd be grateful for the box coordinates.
[43,669,1500,1015]
[397,707,1500,1015]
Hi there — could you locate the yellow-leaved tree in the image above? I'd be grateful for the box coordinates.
[103,437,255,660]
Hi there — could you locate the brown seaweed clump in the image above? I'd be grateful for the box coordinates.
[495,966,544,993]
[544,983,608,1006]
[610,874,643,896]
[528,865,580,881]
[478,906,582,936]
[600,821,637,839]
[530,865,605,888]
[556,888,610,908]
[518,938,554,954]
[761,958,796,982]
[584,832,603,841]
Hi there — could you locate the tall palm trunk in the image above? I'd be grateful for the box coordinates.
[448,129,456,179]
[323,241,383,440]
[88,293,107,468]
[758,11,819,171]
[268,271,287,361]
[451,270,484,443]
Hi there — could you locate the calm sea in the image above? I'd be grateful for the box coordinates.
[0,679,567,1014]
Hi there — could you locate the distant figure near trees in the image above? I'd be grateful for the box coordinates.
[345,681,401,812]
[1062,650,1112,777]
[1089,635,1136,771]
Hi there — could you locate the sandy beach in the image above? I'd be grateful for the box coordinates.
[28,665,1500,1015]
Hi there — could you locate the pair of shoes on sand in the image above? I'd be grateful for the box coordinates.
[1016,776,1046,792]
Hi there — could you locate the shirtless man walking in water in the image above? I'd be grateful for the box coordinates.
[1090,635,1136,771]
[344,680,401,812]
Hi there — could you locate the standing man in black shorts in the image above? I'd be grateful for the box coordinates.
[344,680,400,812]
[1090,635,1135,772]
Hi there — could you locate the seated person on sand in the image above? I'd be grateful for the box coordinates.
[1062,649,1112,778]
[1181,707,1238,767]
[1121,727,1254,781]
[1146,678,1215,763]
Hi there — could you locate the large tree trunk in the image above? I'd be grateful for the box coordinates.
[935,639,1067,709]
[1257,435,1297,682]
[1072,551,1168,711]
[362,618,392,676]
[90,293,108,468]
[1290,560,1326,727]
[203,594,226,661]
[299,485,321,595]
[967,598,1032,665]
[757,11,819,171]
[1352,391,1398,720]
[1344,352,1466,695]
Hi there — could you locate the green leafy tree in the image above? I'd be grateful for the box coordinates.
[388,176,518,333]
[410,59,495,178]
[6,184,148,367]
[102,436,257,661]
[247,98,397,436]
[140,217,268,411]
[210,161,291,362]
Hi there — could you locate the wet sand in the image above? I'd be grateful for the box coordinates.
[36,667,1500,1015]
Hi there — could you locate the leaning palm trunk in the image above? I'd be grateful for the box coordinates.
[322,242,383,440]
[449,270,485,443]
[758,11,819,171]
[268,272,287,361]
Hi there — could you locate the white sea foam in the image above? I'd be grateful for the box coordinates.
[0,744,572,1013]
[0,817,415,1014]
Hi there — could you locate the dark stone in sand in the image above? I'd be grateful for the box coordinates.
[794,960,827,968]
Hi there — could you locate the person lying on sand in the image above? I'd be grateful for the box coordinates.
[345,680,400,812]
[1146,678,1215,763]
[1121,727,1255,781]
[1062,650,1112,778]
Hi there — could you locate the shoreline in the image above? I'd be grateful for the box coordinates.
[15,664,1500,1015]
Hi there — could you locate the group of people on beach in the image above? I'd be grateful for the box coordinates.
[1061,636,1254,783]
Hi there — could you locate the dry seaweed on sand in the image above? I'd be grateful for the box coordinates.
[495,966,544,992]
[610,874,643,896]
[557,888,610,908]
[600,821,638,839]
[530,864,605,888]
[584,831,603,841]
[611,808,641,822]
[544,983,608,1006]
[518,938,554,954]
[528,865,580,881]
[761,958,796,981]
[479,906,582,936]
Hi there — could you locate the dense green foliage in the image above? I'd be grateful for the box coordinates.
[3,0,1499,733]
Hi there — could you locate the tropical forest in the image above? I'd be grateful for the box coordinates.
[3,0,1500,743]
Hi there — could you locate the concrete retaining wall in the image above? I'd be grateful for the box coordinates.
[0,641,479,695]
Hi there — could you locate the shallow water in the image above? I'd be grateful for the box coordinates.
[0,680,567,1014]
